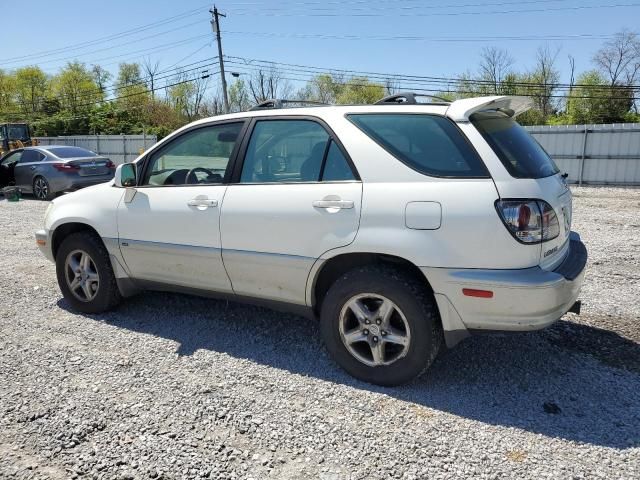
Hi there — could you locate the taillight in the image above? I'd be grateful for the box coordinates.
[496,199,560,244]
[52,163,80,172]
[105,160,115,169]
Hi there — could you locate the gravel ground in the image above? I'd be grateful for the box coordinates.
[0,186,639,480]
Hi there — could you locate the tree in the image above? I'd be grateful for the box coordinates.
[143,58,161,100]
[593,30,640,113]
[14,66,48,115]
[114,63,149,125]
[116,63,143,90]
[52,61,102,113]
[478,46,515,94]
[335,77,385,104]
[566,70,633,124]
[228,79,251,112]
[168,72,210,121]
[593,29,640,86]
[297,74,342,104]
[91,65,112,97]
[0,69,17,116]
[526,46,561,120]
[247,67,292,104]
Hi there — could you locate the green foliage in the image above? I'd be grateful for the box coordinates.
[52,61,102,114]
[565,70,633,124]
[335,77,385,104]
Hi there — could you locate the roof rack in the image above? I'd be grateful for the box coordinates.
[249,99,329,111]
[374,92,451,106]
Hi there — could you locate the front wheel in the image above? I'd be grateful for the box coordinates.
[33,176,54,201]
[320,265,442,386]
[55,232,122,313]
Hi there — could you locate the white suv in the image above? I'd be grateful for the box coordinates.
[35,93,587,386]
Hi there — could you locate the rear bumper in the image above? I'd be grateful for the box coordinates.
[49,174,114,193]
[423,232,587,347]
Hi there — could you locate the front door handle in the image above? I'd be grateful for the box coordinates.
[312,199,354,209]
[187,198,218,209]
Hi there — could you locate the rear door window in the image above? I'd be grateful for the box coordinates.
[348,113,489,178]
[239,119,357,183]
[20,150,44,163]
[471,112,559,179]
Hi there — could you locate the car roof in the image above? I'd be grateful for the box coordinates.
[187,103,452,127]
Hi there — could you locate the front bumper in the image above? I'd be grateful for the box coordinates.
[35,229,54,262]
[423,232,587,346]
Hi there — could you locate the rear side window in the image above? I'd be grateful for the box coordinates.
[471,112,559,179]
[348,114,489,178]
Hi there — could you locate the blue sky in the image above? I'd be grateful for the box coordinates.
[1,0,638,94]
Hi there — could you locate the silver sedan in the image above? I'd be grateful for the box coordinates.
[0,146,116,200]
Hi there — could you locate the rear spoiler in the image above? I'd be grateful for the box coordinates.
[446,96,533,122]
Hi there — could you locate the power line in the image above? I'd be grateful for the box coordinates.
[224,55,640,90]
[5,34,210,70]
[223,0,576,8]
[228,2,640,16]
[225,63,640,101]
[223,31,622,43]
[3,20,206,69]
[0,3,211,64]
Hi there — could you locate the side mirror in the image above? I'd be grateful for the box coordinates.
[115,163,137,187]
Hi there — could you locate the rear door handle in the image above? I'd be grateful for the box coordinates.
[187,198,218,208]
[312,199,354,209]
[30,166,36,170]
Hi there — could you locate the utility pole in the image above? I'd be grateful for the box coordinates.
[210,5,229,113]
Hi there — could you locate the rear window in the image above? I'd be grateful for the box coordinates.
[348,114,489,178]
[471,112,559,179]
[47,147,97,159]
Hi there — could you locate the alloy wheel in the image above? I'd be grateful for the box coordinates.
[64,250,100,302]
[338,293,411,367]
[34,177,49,200]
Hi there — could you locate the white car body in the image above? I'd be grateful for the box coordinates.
[36,95,587,350]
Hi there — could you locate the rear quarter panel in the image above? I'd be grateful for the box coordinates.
[319,111,541,270]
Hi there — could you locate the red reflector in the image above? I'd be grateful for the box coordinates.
[462,288,494,298]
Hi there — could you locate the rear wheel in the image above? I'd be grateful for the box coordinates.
[33,176,54,201]
[55,232,122,313]
[320,265,442,386]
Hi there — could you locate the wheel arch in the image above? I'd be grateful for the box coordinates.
[309,252,435,315]
[51,222,102,260]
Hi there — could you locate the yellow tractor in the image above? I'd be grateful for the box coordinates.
[0,123,38,156]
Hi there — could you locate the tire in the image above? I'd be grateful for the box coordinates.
[55,232,122,314]
[33,176,54,201]
[320,265,442,386]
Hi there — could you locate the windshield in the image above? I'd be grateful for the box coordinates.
[8,124,29,141]
[47,147,97,158]
[471,112,559,179]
